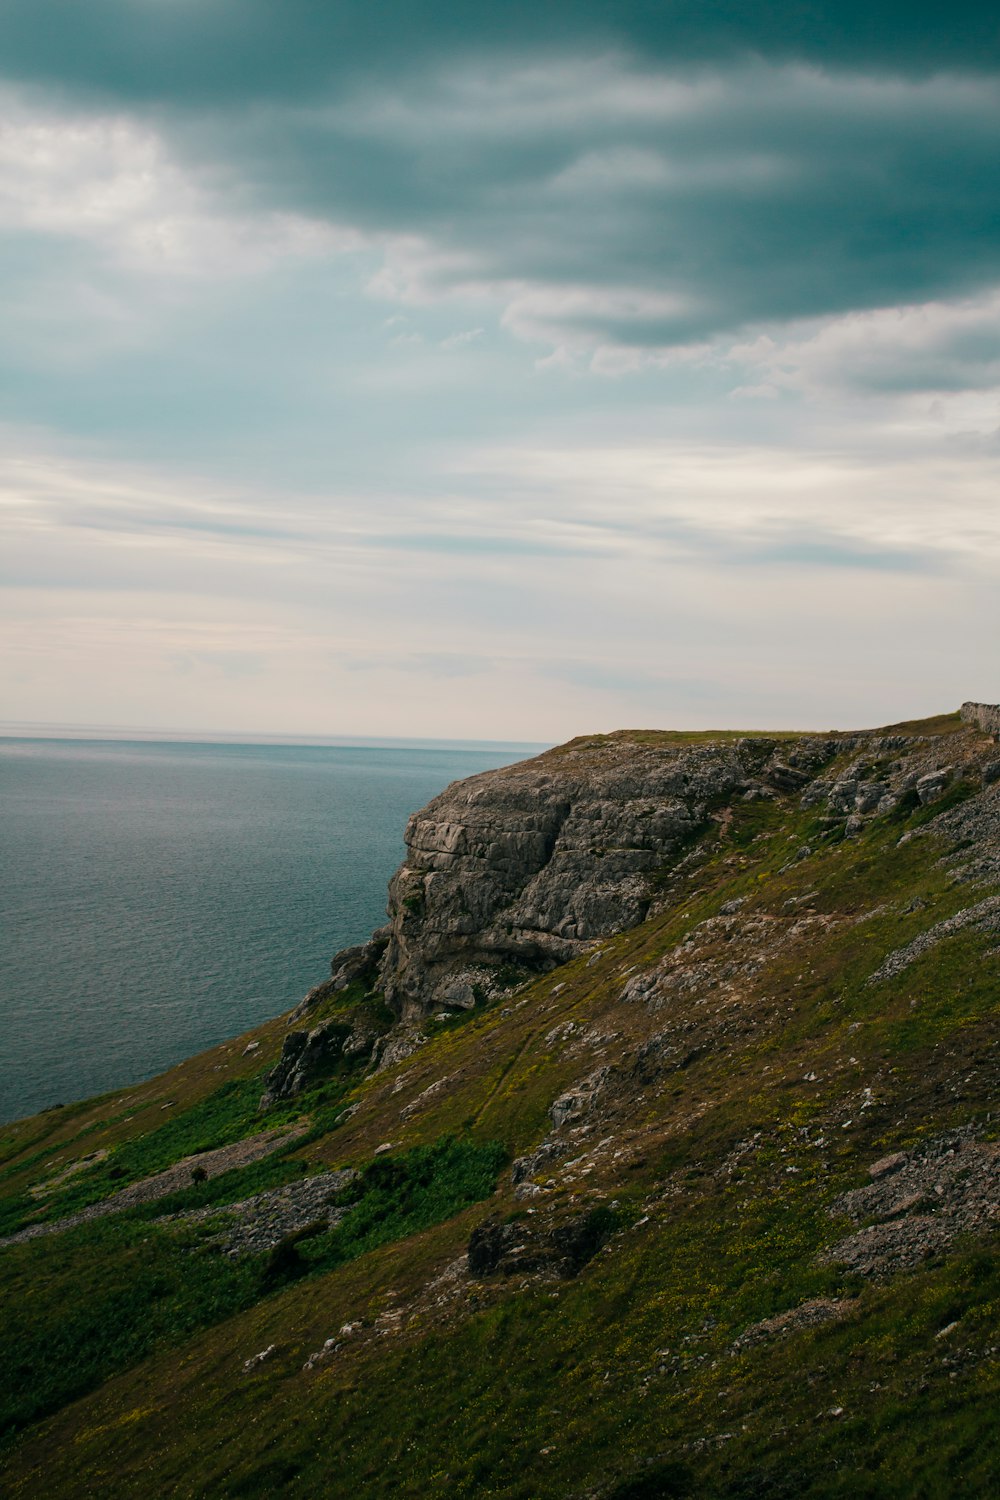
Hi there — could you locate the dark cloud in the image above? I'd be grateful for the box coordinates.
[2,1,999,106]
[202,64,1000,349]
[2,3,1000,359]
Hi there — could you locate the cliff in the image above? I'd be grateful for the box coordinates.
[377,733,833,1018]
[340,711,999,1025]
[961,699,1000,738]
[3,706,1000,1500]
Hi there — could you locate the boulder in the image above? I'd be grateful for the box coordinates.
[259,1018,362,1110]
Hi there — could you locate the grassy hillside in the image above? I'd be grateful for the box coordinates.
[1,713,998,1498]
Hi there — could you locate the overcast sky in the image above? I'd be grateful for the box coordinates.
[2,2,999,742]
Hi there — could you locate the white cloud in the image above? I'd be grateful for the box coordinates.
[456,433,1000,571]
[440,326,484,350]
[2,51,1000,740]
[0,88,362,278]
[726,291,1000,404]
[2,423,999,740]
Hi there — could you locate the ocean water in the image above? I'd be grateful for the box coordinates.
[0,737,538,1125]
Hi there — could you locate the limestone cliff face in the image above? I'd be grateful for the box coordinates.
[376,732,838,1021]
[961,701,1000,739]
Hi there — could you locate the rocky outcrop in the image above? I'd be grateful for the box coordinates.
[960,701,1000,738]
[467,1204,618,1279]
[867,895,1000,985]
[259,1012,381,1110]
[826,1129,1000,1278]
[306,708,997,1026]
[290,931,388,1022]
[377,734,840,1019]
[170,1167,358,1259]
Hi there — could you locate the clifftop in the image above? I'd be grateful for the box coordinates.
[317,708,993,1026]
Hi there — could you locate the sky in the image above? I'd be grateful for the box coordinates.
[2,1,999,743]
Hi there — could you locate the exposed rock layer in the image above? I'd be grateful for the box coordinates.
[961,701,1000,738]
[375,734,842,1019]
[323,710,1000,1021]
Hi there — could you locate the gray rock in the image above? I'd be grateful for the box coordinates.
[765,763,810,792]
[330,930,389,991]
[960,701,1000,740]
[916,770,951,804]
[242,1344,278,1373]
[291,931,389,1021]
[549,1067,610,1129]
[172,1167,358,1258]
[467,1204,617,1279]
[376,735,841,1019]
[867,894,1000,985]
[259,1015,375,1110]
[855,782,889,813]
[826,1128,1000,1278]
[828,780,859,814]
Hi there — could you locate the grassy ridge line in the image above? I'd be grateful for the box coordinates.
[0,710,971,1197]
[545,711,964,755]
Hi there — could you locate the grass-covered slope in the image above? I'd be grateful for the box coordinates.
[1,713,999,1498]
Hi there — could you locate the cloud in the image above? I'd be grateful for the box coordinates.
[160,60,1000,365]
[2,1,998,109]
[2,423,998,740]
[2,5,1000,740]
[171,649,264,679]
[546,659,724,701]
[2,23,999,372]
[726,292,1000,399]
[0,89,361,279]
[459,435,1000,575]
[440,327,484,350]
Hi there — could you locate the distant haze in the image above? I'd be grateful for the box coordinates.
[1,3,998,740]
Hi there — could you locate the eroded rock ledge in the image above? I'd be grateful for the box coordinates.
[961,701,1000,739]
[374,733,842,1020]
[300,706,999,1031]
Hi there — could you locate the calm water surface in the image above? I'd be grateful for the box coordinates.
[0,737,537,1124]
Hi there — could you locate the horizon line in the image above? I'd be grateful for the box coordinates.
[0,720,551,752]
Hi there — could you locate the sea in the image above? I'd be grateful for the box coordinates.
[0,735,543,1126]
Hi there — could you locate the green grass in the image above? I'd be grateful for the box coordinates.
[8,1070,270,1229]
[105,1171,994,1500]
[0,987,396,1235]
[0,1215,261,1443]
[296,1136,508,1276]
[0,1136,507,1449]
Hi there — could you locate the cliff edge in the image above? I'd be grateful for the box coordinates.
[320,707,997,1025]
[376,732,834,1018]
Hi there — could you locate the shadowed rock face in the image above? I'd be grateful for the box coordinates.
[377,733,837,1020]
